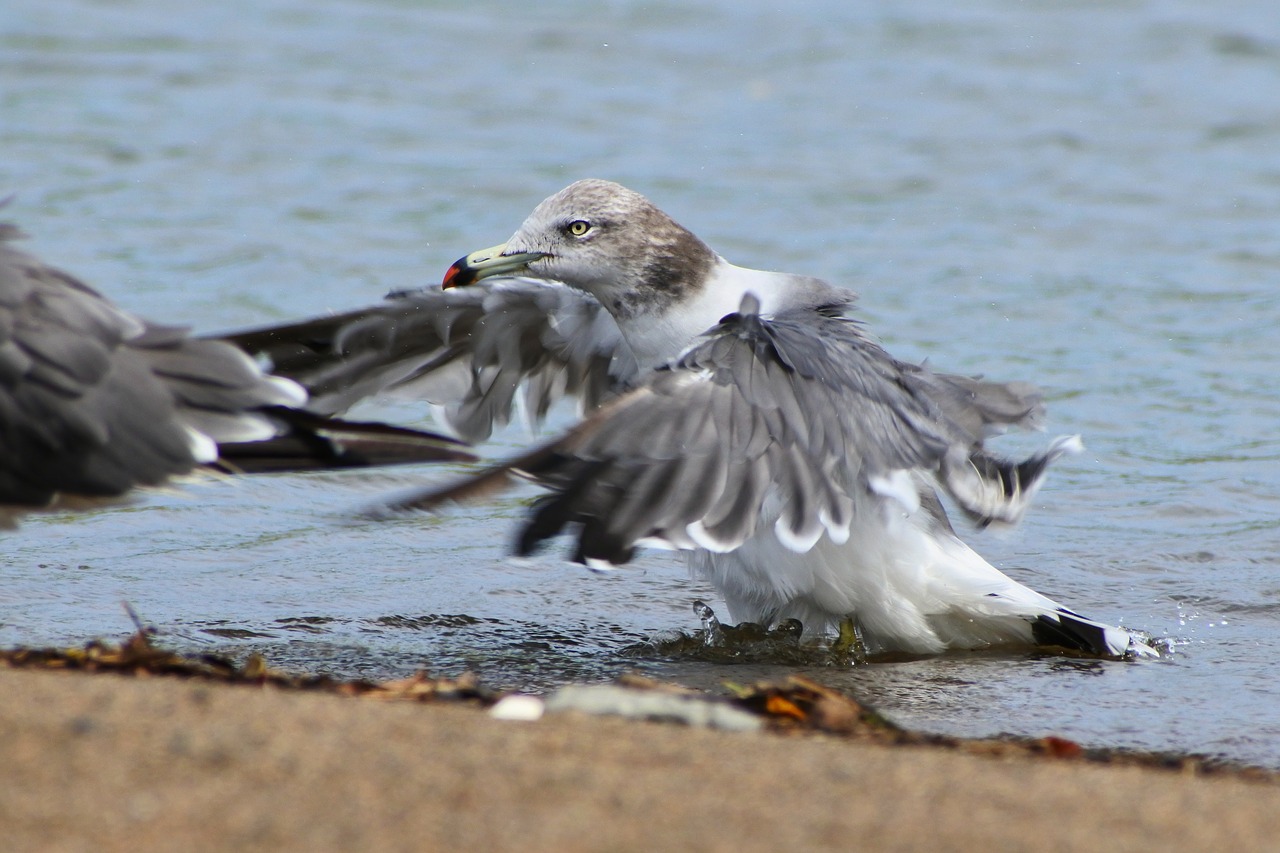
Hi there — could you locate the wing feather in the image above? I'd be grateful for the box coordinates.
[217,278,639,442]
[385,296,1075,564]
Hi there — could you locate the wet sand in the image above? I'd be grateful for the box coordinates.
[2,666,1278,852]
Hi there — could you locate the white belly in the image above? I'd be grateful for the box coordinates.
[687,488,1064,654]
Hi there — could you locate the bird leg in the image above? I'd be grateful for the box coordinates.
[831,615,867,661]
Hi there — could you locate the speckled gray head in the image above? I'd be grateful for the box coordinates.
[443,179,716,319]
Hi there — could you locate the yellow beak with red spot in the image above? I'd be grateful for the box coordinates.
[442,244,550,288]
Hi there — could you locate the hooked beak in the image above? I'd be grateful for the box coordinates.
[442,243,549,288]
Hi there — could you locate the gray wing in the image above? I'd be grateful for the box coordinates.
[387,298,1075,565]
[218,278,640,443]
[0,224,462,514]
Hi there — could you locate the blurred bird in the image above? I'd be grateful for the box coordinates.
[0,221,472,526]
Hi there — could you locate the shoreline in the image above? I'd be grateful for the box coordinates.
[3,640,1280,851]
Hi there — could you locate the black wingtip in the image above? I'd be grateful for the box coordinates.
[946,436,1084,529]
[515,478,638,567]
[514,496,559,556]
[214,411,475,474]
[573,519,636,566]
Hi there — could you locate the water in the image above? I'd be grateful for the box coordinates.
[3,0,1279,766]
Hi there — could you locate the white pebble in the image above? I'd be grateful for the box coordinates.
[489,694,546,722]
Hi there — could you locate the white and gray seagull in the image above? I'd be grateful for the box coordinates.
[225,179,1157,658]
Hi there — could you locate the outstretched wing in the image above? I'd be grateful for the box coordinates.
[218,278,640,442]
[386,297,1073,565]
[0,224,304,509]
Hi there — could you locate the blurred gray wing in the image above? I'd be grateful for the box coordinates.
[0,225,304,510]
[219,278,640,442]
[389,298,1074,564]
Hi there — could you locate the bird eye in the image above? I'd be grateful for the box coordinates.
[567,220,591,237]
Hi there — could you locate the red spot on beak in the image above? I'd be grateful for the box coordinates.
[441,257,468,289]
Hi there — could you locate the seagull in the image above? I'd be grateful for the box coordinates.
[0,221,472,526]
[226,180,1156,658]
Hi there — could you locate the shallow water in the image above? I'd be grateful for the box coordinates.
[3,0,1279,766]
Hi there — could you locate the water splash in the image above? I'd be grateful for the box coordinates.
[626,601,856,667]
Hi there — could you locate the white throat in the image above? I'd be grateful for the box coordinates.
[614,258,800,370]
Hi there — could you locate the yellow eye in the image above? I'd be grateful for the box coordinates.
[567,220,591,237]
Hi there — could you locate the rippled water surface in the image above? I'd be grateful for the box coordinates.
[3,0,1279,767]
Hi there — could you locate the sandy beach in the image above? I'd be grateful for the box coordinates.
[2,663,1278,852]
